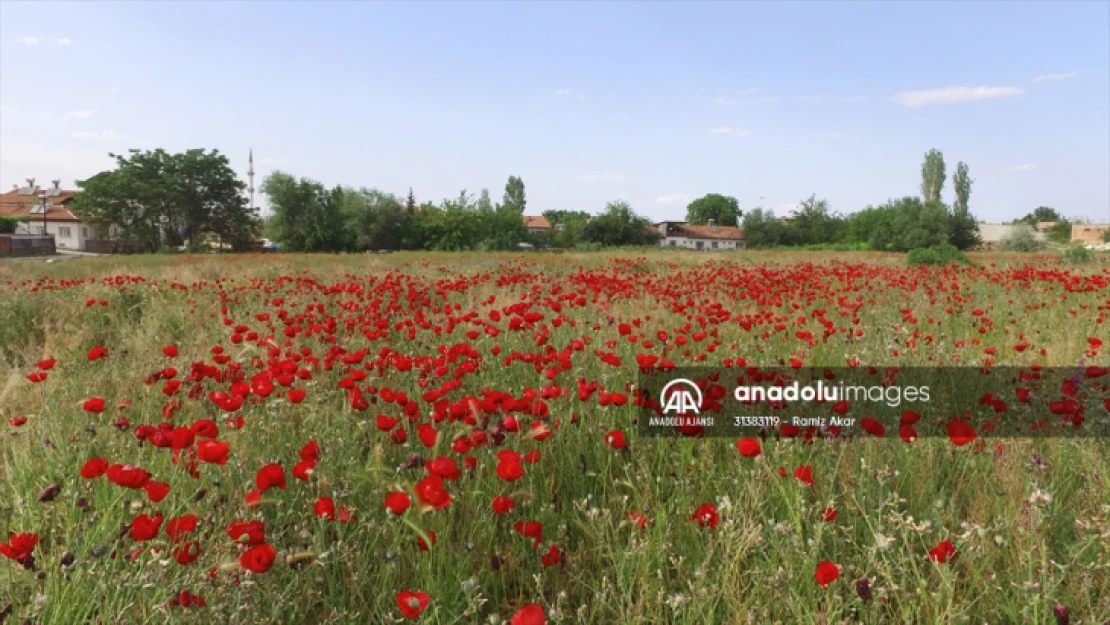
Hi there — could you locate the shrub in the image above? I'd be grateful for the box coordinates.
[999,225,1040,252]
[908,243,970,266]
[0,215,29,234]
[1061,246,1093,265]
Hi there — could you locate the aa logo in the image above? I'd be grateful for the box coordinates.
[660,378,702,415]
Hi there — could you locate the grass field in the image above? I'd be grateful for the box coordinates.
[1,250,1108,624]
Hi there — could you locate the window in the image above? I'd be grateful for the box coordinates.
[59,227,72,238]
[669,240,676,246]
[712,241,718,249]
[82,227,89,239]
[696,241,704,250]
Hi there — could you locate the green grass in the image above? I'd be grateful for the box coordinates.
[0,250,1107,624]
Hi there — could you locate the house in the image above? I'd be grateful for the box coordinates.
[0,179,99,251]
[1071,223,1110,245]
[976,223,1046,250]
[1035,221,1058,232]
[522,215,551,233]
[655,219,745,250]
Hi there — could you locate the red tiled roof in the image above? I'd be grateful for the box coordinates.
[0,188,82,222]
[657,222,744,240]
[523,215,551,229]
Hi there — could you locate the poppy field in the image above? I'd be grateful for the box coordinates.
[1,251,1108,624]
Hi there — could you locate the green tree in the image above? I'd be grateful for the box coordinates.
[999,224,1040,252]
[502,176,526,213]
[70,149,256,252]
[406,188,417,213]
[582,200,658,246]
[0,215,29,234]
[685,194,741,227]
[920,149,946,204]
[948,161,980,250]
[260,172,347,252]
[786,195,842,245]
[341,187,405,251]
[542,209,591,225]
[740,208,786,248]
[1014,206,1063,225]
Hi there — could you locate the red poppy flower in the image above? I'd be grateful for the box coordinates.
[415,475,452,510]
[794,465,814,487]
[416,530,437,551]
[25,372,47,383]
[946,417,977,446]
[87,346,108,361]
[496,451,525,482]
[690,503,720,529]
[83,397,106,413]
[425,457,461,481]
[821,507,838,522]
[815,560,840,587]
[513,521,544,547]
[604,430,627,449]
[165,515,198,543]
[292,460,316,481]
[144,480,170,503]
[36,358,56,370]
[0,532,38,567]
[174,541,202,565]
[384,492,411,515]
[735,437,761,458]
[106,464,151,489]
[130,514,163,541]
[492,495,515,515]
[9,416,26,427]
[511,604,546,625]
[196,440,230,465]
[314,497,337,520]
[167,589,206,608]
[162,345,178,358]
[240,543,276,573]
[255,464,286,491]
[540,544,561,567]
[396,591,430,619]
[928,540,957,563]
[227,520,266,546]
[80,457,109,479]
[288,388,307,404]
[860,417,886,438]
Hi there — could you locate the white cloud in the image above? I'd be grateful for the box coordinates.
[1033,72,1077,83]
[654,194,690,205]
[18,37,39,45]
[553,88,571,96]
[52,37,72,46]
[71,130,124,140]
[1011,164,1038,172]
[795,95,821,102]
[816,132,849,141]
[575,173,626,183]
[711,96,736,105]
[64,110,94,119]
[891,86,1024,108]
[709,127,750,138]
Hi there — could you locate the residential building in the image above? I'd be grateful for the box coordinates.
[1071,223,1110,245]
[976,223,1046,250]
[522,215,551,233]
[655,219,745,250]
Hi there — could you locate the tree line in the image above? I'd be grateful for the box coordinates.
[731,150,980,251]
[261,173,660,252]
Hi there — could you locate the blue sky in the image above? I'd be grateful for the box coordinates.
[1,2,1107,223]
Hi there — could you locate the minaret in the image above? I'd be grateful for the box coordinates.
[247,149,255,210]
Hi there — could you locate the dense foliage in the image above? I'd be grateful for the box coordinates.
[68,149,260,252]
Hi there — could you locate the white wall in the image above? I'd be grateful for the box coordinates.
[16,220,91,250]
[660,236,744,250]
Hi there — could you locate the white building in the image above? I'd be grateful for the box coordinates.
[0,179,106,250]
[655,220,745,250]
